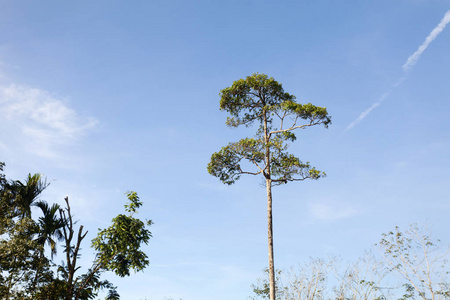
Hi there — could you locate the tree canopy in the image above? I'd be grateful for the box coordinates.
[208,73,331,186]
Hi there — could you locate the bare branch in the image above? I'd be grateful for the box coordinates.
[269,119,323,136]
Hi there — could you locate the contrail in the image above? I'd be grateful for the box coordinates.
[345,10,450,132]
[345,92,388,131]
[403,10,450,71]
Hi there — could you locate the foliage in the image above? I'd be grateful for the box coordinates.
[218,74,330,130]
[0,162,5,186]
[0,163,54,299]
[92,191,153,277]
[59,192,152,300]
[35,201,64,258]
[250,268,284,300]
[0,163,153,299]
[208,73,331,186]
[0,216,50,300]
[8,173,49,219]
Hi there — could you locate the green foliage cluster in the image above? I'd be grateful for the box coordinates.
[208,73,331,186]
[92,192,153,277]
[219,74,330,128]
[0,162,152,299]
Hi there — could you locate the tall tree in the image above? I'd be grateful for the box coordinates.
[208,73,331,300]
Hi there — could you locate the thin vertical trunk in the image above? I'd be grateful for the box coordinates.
[263,105,276,300]
[267,178,276,300]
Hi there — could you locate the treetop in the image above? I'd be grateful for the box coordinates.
[219,73,331,129]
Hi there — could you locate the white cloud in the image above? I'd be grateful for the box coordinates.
[309,202,358,221]
[0,84,98,158]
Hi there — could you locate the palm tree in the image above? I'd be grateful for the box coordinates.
[17,174,49,218]
[9,173,49,219]
[31,201,65,296]
[35,201,65,259]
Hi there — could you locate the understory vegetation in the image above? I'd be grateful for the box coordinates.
[251,224,450,300]
[0,162,152,300]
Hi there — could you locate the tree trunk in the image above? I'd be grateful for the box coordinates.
[262,104,276,300]
[266,178,276,300]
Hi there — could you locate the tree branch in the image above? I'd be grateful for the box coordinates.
[269,120,320,136]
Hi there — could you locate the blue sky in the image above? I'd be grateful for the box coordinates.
[1,1,450,299]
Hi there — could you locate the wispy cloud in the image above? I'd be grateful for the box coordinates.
[345,10,450,132]
[0,84,98,158]
[309,202,359,221]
